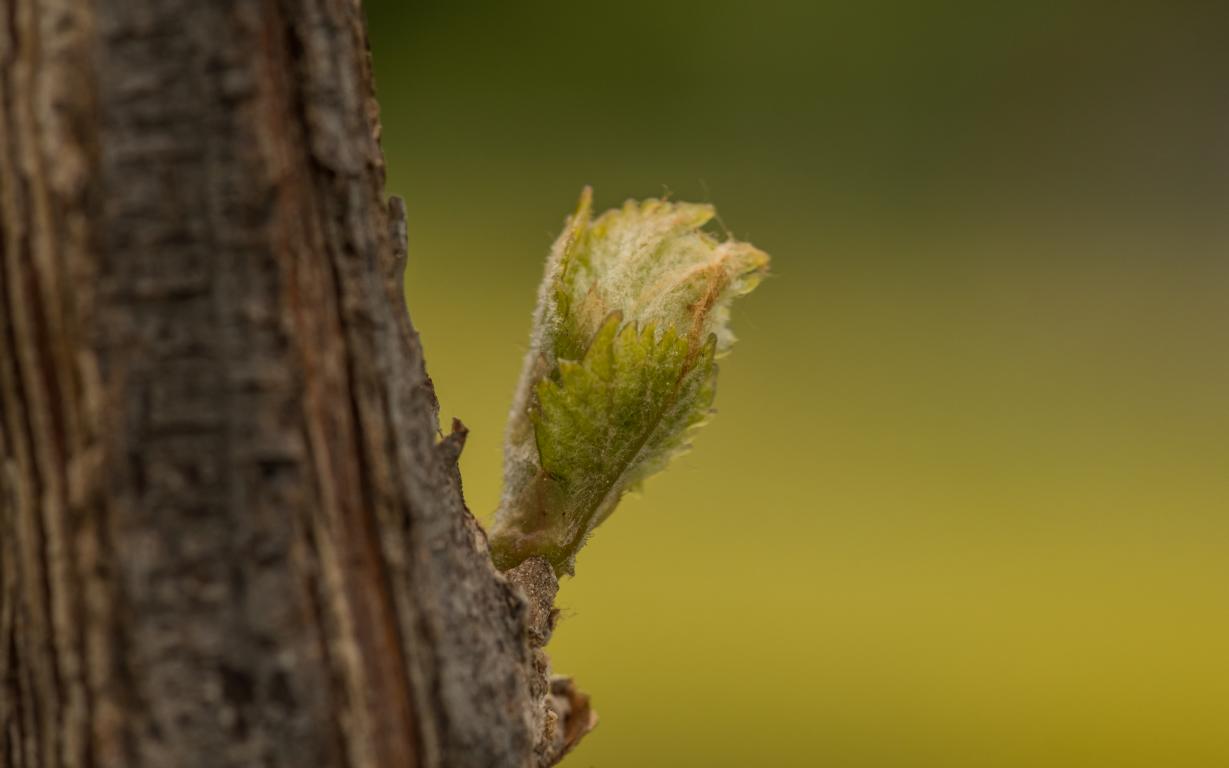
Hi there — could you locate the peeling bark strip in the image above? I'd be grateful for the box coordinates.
[0,1,583,766]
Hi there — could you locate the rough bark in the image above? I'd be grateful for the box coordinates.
[0,0,590,766]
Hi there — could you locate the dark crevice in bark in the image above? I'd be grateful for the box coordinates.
[271,1,420,763]
[293,489,355,768]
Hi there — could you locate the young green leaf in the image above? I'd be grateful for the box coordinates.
[488,188,768,575]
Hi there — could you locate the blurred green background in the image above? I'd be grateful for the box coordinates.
[366,2,1228,765]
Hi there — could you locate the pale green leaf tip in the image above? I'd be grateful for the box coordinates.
[489,188,769,575]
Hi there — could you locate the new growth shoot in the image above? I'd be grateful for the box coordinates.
[489,188,769,575]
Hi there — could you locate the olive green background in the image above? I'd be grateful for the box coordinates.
[366,2,1228,765]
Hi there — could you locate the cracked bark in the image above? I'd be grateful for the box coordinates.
[0,0,592,766]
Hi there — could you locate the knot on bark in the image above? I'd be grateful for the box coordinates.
[504,556,597,766]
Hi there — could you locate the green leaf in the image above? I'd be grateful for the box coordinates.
[488,189,765,575]
[492,313,716,574]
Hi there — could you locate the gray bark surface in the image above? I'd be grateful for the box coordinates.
[0,0,589,765]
